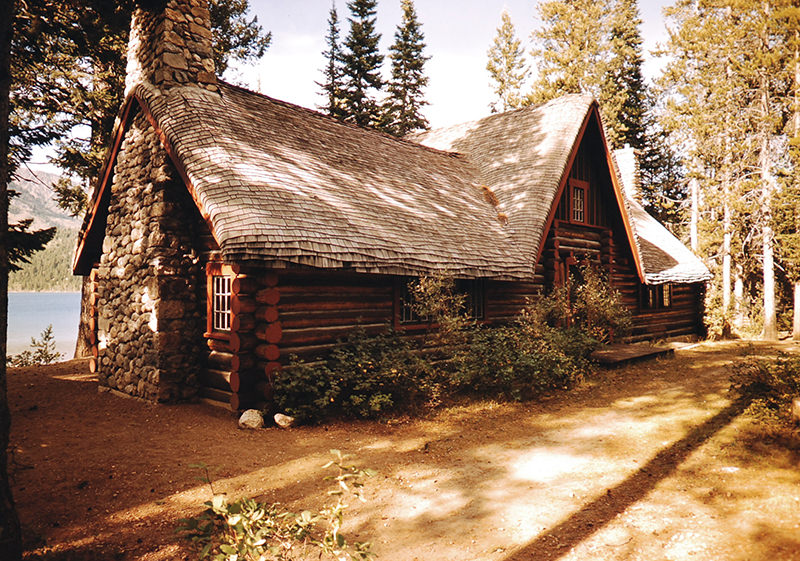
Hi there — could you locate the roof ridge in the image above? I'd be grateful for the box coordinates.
[217,80,465,160]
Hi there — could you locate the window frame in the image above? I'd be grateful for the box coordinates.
[206,262,235,339]
[640,283,672,310]
[569,178,589,224]
[395,277,486,328]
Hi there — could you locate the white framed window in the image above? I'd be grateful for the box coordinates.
[212,275,231,331]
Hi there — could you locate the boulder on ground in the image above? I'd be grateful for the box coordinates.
[274,413,296,429]
[238,409,264,429]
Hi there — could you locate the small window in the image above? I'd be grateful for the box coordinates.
[572,186,585,223]
[399,278,485,324]
[212,275,231,331]
[641,284,672,310]
[400,281,426,324]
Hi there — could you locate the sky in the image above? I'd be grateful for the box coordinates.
[228,0,673,129]
[28,0,673,174]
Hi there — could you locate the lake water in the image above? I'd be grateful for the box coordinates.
[8,292,81,358]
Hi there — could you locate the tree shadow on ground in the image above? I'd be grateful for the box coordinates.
[503,398,750,561]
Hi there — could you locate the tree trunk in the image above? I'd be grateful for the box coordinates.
[733,264,744,330]
[0,0,23,557]
[690,176,699,252]
[794,281,800,340]
[74,275,93,358]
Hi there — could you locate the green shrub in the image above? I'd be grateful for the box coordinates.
[730,353,800,426]
[454,324,595,402]
[275,329,434,423]
[178,451,374,561]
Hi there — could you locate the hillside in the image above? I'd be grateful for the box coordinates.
[9,168,83,292]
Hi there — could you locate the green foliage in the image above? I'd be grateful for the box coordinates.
[12,0,270,210]
[730,353,800,427]
[380,0,430,136]
[486,10,528,113]
[454,324,594,402]
[9,227,80,291]
[317,2,347,120]
[7,325,62,367]
[526,265,631,344]
[275,329,432,423]
[340,0,384,128]
[177,450,374,561]
[274,269,629,424]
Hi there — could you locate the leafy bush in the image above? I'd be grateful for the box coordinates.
[730,353,800,426]
[275,329,434,423]
[524,265,631,344]
[7,324,62,367]
[178,450,375,561]
[274,269,628,423]
[454,322,596,402]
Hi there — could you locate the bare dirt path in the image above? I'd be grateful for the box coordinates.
[9,340,800,561]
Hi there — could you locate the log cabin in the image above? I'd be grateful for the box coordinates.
[73,0,710,409]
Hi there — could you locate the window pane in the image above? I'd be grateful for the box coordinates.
[212,276,231,332]
[572,186,585,222]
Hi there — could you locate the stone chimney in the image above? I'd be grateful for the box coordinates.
[613,145,640,201]
[125,0,218,96]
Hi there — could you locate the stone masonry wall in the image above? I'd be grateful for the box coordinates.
[96,112,204,401]
[125,0,218,96]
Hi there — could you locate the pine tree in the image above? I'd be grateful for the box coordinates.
[486,10,528,113]
[1,0,23,556]
[528,0,610,103]
[340,0,384,128]
[317,1,347,120]
[380,0,430,136]
[602,0,647,150]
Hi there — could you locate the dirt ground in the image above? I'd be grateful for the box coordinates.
[8,340,800,561]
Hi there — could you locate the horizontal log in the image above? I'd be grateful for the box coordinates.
[255,322,283,344]
[207,337,233,353]
[231,298,256,315]
[255,305,279,323]
[231,353,255,372]
[255,343,280,361]
[89,357,97,373]
[202,368,232,391]
[279,310,390,330]
[281,323,385,347]
[278,284,392,297]
[278,343,332,364]
[264,361,281,380]
[208,350,234,370]
[230,332,258,353]
[263,272,279,287]
[255,287,280,305]
[231,313,255,332]
[232,276,260,295]
[277,298,392,312]
[199,386,232,406]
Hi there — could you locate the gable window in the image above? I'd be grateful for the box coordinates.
[572,185,585,223]
[641,283,672,310]
[212,276,232,331]
[398,278,486,324]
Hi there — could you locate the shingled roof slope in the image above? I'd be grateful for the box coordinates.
[410,95,595,263]
[136,82,528,279]
[611,149,711,284]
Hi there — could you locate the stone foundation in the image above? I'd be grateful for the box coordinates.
[96,112,203,401]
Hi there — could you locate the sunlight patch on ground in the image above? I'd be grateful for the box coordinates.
[51,373,96,382]
[511,450,593,483]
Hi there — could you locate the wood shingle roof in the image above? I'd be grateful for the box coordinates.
[75,80,709,285]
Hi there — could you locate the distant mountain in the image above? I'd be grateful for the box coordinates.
[9,168,83,292]
[9,168,82,230]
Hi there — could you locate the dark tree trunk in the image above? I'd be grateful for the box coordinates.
[74,275,93,358]
[0,0,24,558]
